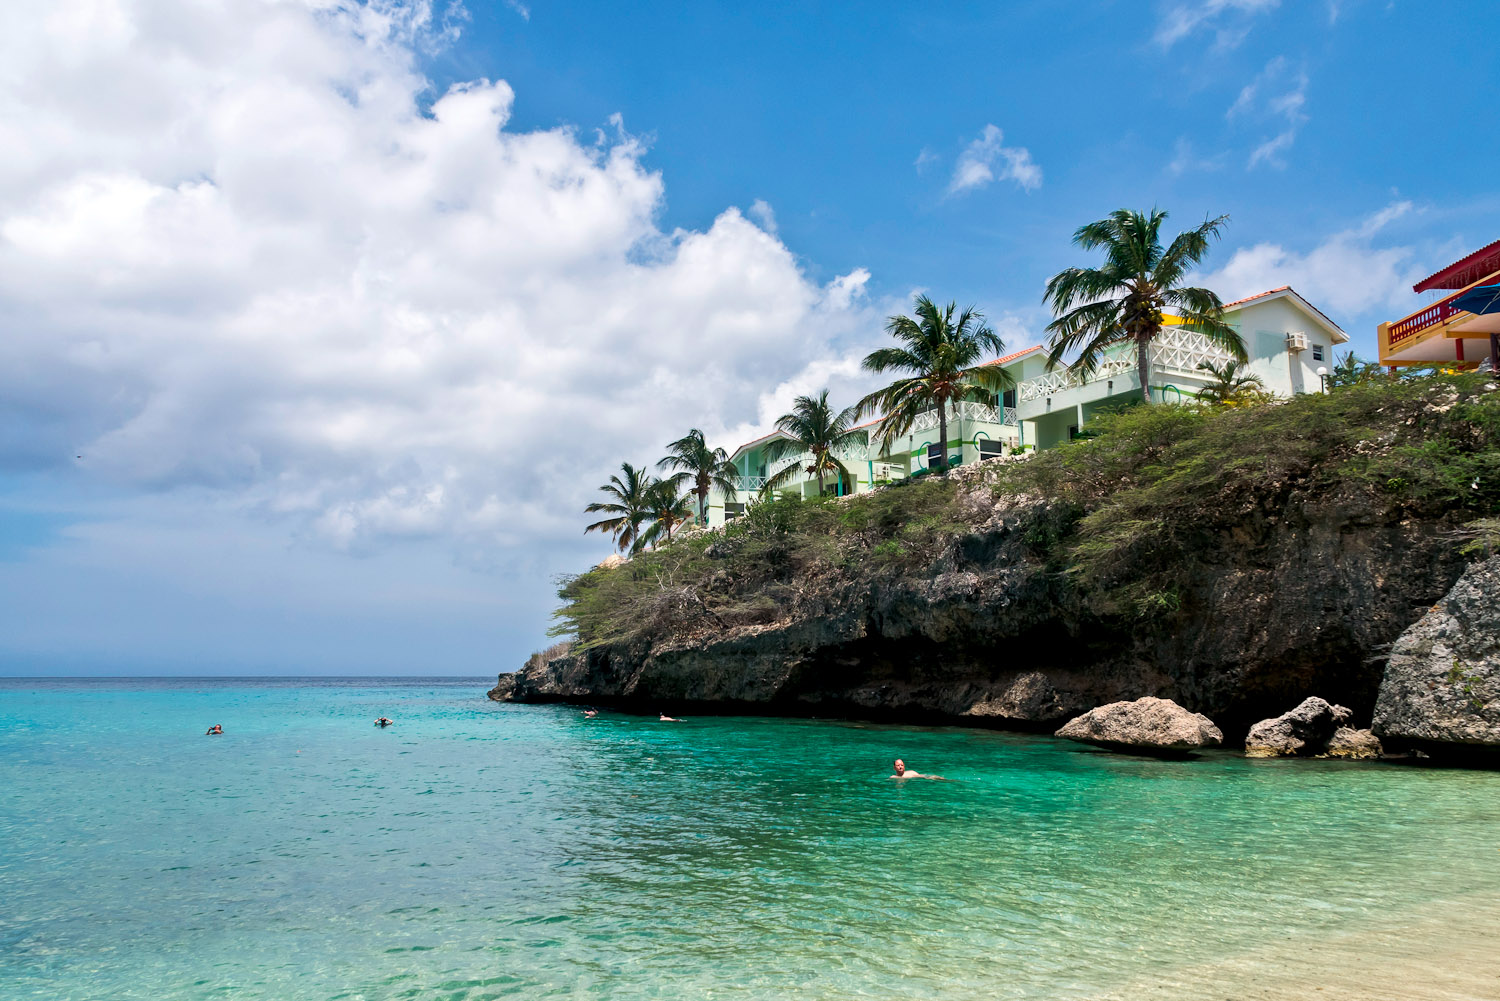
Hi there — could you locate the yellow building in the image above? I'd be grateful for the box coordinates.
[1378,239,1500,371]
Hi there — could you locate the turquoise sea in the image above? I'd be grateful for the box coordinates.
[3,677,1499,1001]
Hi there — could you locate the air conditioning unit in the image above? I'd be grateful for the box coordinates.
[1286,331,1310,352]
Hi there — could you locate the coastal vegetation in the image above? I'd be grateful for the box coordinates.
[1043,208,1244,403]
[553,372,1500,649]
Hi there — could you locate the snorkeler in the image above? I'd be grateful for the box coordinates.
[583,709,598,718]
[375,717,393,728]
[659,713,682,722]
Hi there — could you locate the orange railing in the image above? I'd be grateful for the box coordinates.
[1388,269,1500,346]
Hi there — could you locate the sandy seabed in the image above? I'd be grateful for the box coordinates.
[1088,890,1500,1001]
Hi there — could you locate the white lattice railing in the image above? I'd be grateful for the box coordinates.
[906,401,1016,433]
[1017,357,1133,402]
[1015,332,1235,403]
[731,475,766,492]
[1150,327,1236,376]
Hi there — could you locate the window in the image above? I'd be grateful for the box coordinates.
[1312,344,1324,362]
[1001,388,1017,409]
[979,439,1004,461]
[724,503,744,521]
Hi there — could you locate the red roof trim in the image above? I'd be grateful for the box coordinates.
[1414,239,1500,293]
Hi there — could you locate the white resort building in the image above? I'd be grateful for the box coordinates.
[703,286,1346,529]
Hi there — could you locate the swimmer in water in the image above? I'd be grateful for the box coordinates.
[375,717,393,728]
[583,709,598,718]
[659,713,682,722]
[205,724,222,735]
[890,758,944,780]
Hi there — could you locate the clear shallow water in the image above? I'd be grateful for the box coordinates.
[2,678,1498,1001]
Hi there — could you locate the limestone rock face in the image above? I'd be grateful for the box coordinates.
[1244,697,1353,757]
[1055,697,1223,753]
[962,672,1083,726]
[1373,556,1500,750]
[1323,727,1382,760]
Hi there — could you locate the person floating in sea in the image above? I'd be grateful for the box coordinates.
[890,758,944,780]
[375,717,393,728]
[583,709,598,718]
[659,713,682,722]
[205,724,223,735]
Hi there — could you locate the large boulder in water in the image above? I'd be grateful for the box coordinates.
[1373,556,1500,751]
[1244,697,1353,757]
[1055,697,1223,753]
[1323,727,1383,760]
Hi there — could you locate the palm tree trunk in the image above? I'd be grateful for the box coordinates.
[1137,335,1152,404]
[698,485,707,528]
[937,399,949,475]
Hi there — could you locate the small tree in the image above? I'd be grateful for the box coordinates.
[658,429,739,530]
[1196,360,1268,405]
[762,390,868,498]
[857,294,1009,474]
[1328,350,1384,388]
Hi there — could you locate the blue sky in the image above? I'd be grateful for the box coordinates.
[1,0,1496,676]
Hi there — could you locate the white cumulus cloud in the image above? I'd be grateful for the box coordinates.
[1196,201,1424,318]
[947,125,1042,195]
[0,0,880,556]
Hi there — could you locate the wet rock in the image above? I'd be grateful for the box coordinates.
[1055,697,1223,753]
[1373,556,1500,750]
[1323,727,1382,760]
[1244,697,1353,757]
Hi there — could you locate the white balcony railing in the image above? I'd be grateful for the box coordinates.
[906,400,1017,433]
[731,475,766,492]
[1015,331,1235,403]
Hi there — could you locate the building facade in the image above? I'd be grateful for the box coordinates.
[1377,239,1500,372]
[702,286,1346,528]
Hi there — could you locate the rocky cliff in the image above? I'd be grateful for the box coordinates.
[493,375,1500,744]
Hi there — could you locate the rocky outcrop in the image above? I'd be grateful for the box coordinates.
[1244,697,1353,757]
[1054,697,1223,754]
[959,672,1088,727]
[1323,727,1382,760]
[496,379,1498,739]
[1373,556,1500,753]
[493,486,1471,736]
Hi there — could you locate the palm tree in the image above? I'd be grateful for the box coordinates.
[1044,209,1246,405]
[638,479,695,548]
[856,294,1009,475]
[583,462,653,553]
[1195,360,1267,405]
[762,390,868,498]
[658,429,739,531]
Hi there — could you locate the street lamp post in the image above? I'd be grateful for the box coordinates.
[1316,365,1329,393]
